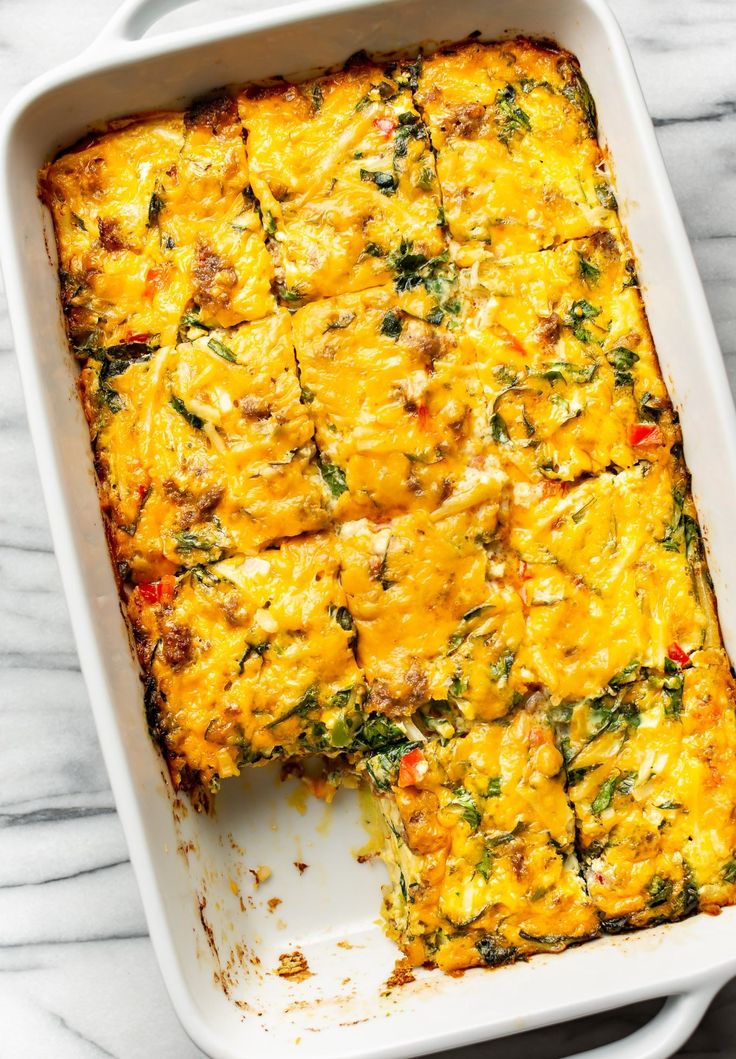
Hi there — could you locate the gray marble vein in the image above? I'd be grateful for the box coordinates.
[1,0,735,1056]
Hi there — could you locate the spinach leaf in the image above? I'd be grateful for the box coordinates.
[591,774,618,814]
[495,84,531,146]
[147,190,165,227]
[475,936,518,967]
[560,62,597,136]
[360,169,398,195]
[238,641,269,672]
[606,346,639,387]
[318,459,348,498]
[266,686,319,729]
[648,874,673,908]
[722,859,736,884]
[170,395,205,430]
[380,310,403,338]
[451,786,481,829]
[564,300,602,343]
[577,252,601,286]
[207,337,237,363]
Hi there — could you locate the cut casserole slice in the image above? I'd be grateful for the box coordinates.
[239,63,445,302]
[129,532,408,792]
[510,459,711,702]
[79,310,329,582]
[292,284,503,521]
[551,648,736,930]
[415,37,618,260]
[363,711,599,971]
[456,233,677,483]
[40,96,275,351]
[337,506,526,721]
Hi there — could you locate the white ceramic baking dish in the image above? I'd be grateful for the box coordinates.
[3,0,736,1056]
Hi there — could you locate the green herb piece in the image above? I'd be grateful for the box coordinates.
[648,874,673,908]
[663,669,684,719]
[277,284,303,303]
[572,497,597,524]
[365,740,421,790]
[393,111,426,162]
[577,252,601,286]
[170,395,205,430]
[365,242,385,257]
[173,530,214,555]
[607,660,640,690]
[318,459,348,498]
[301,385,315,404]
[564,299,602,343]
[178,307,212,340]
[606,346,639,387]
[360,169,398,195]
[560,62,597,136]
[71,212,87,231]
[490,411,510,444]
[357,716,408,751]
[489,651,514,684]
[638,391,664,421]
[380,310,403,338]
[451,786,481,830]
[418,166,434,191]
[476,845,493,880]
[147,190,165,227]
[495,84,532,146]
[475,937,518,967]
[266,686,319,729]
[537,361,598,384]
[207,337,237,363]
[238,641,269,673]
[722,859,736,884]
[485,776,502,798]
[263,210,278,236]
[330,605,354,631]
[591,774,618,814]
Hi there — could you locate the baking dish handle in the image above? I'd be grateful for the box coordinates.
[567,981,722,1059]
[94,0,198,46]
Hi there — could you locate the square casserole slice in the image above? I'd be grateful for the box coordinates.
[509,459,710,703]
[292,284,505,521]
[363,711,599,971]
[337,507,527,723]
[40,96,275,351]
[239,63,446,303]
[416,37,617,261]
[128,532,408,792]
[455,232,677,484]
[550,648,736,930]
[79,310,329,582]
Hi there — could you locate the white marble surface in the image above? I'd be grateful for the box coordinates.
[1,1,735,1056]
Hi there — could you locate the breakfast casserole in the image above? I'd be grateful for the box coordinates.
[41,34,736,974]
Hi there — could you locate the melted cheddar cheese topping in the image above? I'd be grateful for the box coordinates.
[239,64,445,302]
[79,312,329,581]
[364,712,598,971]
[42,35,736,975]
[292,285,503,520]
[40,98,275,350]
[552,649,736,927]
[416,39,618,260]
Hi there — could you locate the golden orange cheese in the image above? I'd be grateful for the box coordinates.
[41,36,736,974]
